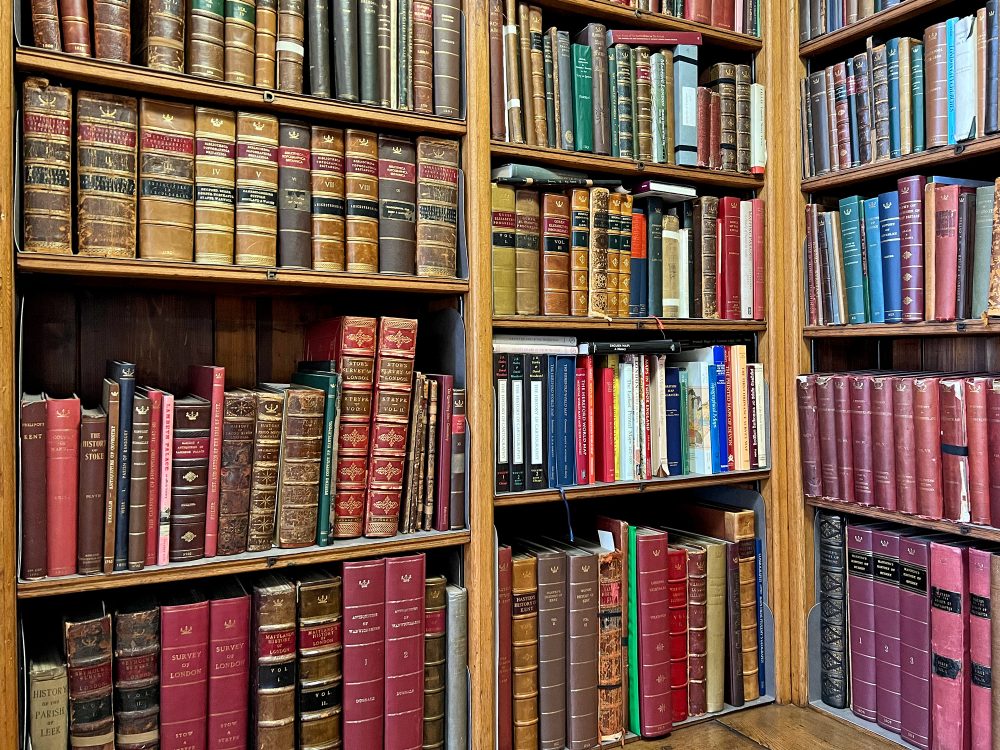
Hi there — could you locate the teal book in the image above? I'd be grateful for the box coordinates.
[838,195,868,323]
[627,525,640,736]
[862,197,886,322]
[609,48,619,157]
[886,38,902,158]
[572,44,594,153]
[614,44,633,158]
[972,185,996,317]
[911,42,925,153]
[947,17,957,144]
[290,370,341,546]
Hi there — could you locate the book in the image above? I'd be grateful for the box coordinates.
[64,606,114,748]
[342,558,386,748]
[511,551,540,747]
[21,78,72,255]
[276,120,312,267]
[377,135,418,274]
[415,137,460,278]
[251,575,296,746]
[193,107,237,264]
[423,574,448,748]
[445,584,469,750]
[28,647,68,750]
[138,100,195,261]
[311,126,347,270]
[170,395,211,561]
[295,572,342,750]
[208,581,250,749]
[160,591,209,749]
[385,554,426,749]
[234,112,279,266]
[113,598,160,749]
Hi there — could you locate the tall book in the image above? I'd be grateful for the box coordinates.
[251,575,296,746]
[42,395,79,578]
[492,183,517,315]
[138,0,184,70]
[342,558,387,749]
[385,554,426,749]
[930,541,970,750]
[277,120,312,267]
[207,581,250,749]
[113,598,160,750]
[445,584,469,750]
[632,526,672,738]
[224,0,257,84]
[234,112,279,266]
[667,545,689,723]
[21,78,72,255]
[160,591,210,749]
[193,107,237,264]
[587,187,611,318]
[127,394,151,570]
[423,574,448,748]
[106,360,136,571]
[311,126,347,270]
[344,129,380,272]
[899,534,932,748]
[189,0,226,78]
[817,513,848,709]
[290,370,341,546]
[102,381,121,573]
[254,0,278,86]
[170,395,211,561]
[138,100,195,261]
[276,0,305,92]
[245,390,283,551]
[570,189,591,316]
[19,394,47,580]
[872,528,902,733]
[498,545,514,749]
[217,390,254,555]
[189,365,225,557]
[512,551,540,748]
[515,189,541,315]
[969,547,993,750]
[296,572,343,750]
[64,606,113,748]
[432,0,462,117]
[415,137,460,278]
[378,135,418,274]
[334,0,361,101]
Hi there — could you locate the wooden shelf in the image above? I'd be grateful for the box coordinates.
[17,530,471,599]
[494,315,766,333]
[803,319,1000,338]
[801,133,1000,193]
[15,48,466,136]
[491,142,764,191]
[16,254,469,295]
[806,496,1000,543]
[799,0,954,58]
[522,0,762,51]
[495,468,769,506]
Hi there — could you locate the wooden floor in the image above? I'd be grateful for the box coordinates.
[633,703,898,749]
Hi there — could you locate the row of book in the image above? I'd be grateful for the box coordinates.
[801,7,1000,178]
[799,0,909,43]
[816,512,995,750]
[804,176,998,327]
[26,555,468,750]
[493,337,769,495]
[25,0,464,117]
[19,316,468,581]
[797,371,1000,527]
[491,178,766,320]
[488,18,766,174]
[496,498,766,746]
[21,79,463,278]
[578,0,760,35]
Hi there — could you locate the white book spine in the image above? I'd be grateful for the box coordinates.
[654,354,669,476]
[740,201,754,319]
[750,83,766,175]
[157,392,174,566]
[511,370,524,481]
[619,358,634,481]
[753,364,768,468]
[636,355,646,480]
[678,228,690,318]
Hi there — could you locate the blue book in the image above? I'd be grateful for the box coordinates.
[928,176,993,188]
[886,38,902,158]
[645,197,664,318]
[673,45,699,166]
[664,366,682,476]
[556,355,576,487]
[878,191,903,323]
[107,359,135,571]
[669,346,728,472]
[838,196,867,323]
[629,206,648,316]
[989,2,999,134]
[546,355,558,488]
[947,17,957,145]
[862,198,886,323]
[911,42,926,152]
[707,364,722,474]
[846,56,860,167]
[756,537,766,696]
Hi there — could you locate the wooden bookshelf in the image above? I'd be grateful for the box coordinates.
[798,0,956,57]
[494,315,766,332]
[805,497,1000,543]
[802,319,1000,337]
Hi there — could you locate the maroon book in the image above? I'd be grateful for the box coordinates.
[708,92,722,170]
[189,365,226,557]
[965,377,991,525]
[988,378,1000,523]
[497,545,513,750]
[892,376,919,514]
[939,377,970,522]
[932,185,971,322]
[342,558,387,749]
[717,197,742,320]
[635,527,672,738]
[208,583,250,749]
[849,374,874,506]
[846,524,878,722]
[815,376,840,499]
[872,528,901,733]
[696,87,711,169]
[19,394,47,580]
[832,375,855,503]
[160,591,210,750]
[898,175,927,322]
[384,554,426,750]
[831,63,851,169]
[139,388,163,567]
[46,395,80,577]
[432,374,454,532]
[900,536,932,749]
[870,375,897,511]
[968,547,992,750]
[795,376,822,497]
[914,376,943,519]
[667,546,688,725]
[930,541,971,750]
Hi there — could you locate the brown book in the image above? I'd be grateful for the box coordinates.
[22,77,72,255]
[268,385,324,548]
[423,574,449,748]
[311,126,347,271]
[252,575,297,747]
[188,0,225,78]
[586,187,610,318]
[28,647,68,750]
[924,23,949,149]
[277,120,312,267]
[539,192,570,316]
[19,394,48,581]
[491,183,517,315]
[512,552,540,749]
[400,373,428,534]
[735,64,752,174]
[246,390,283,551]
[680,542,709,717]
[276,0,305,91]
[113,599,160,749]
[412,0,434,114]
[194,107,237,264]
[526,6,546,144]
[592,542,625,743]
[58,0,91,55]
[254,0,278,86]
[235,112,279,266]
[296,572,343,749]
[345,129,380,273]
[634,46,653,162]
[77,91,138,258]
[694,195,719,318]
[378,135,418,274]
[663,48,675,165]
[138,100,195,261]
[415,136,460,278]
[514,189,540,315]
[64,607,114,749]
[170,395,211,562]
[93,0,131,61]
[516,4,536,146]
[421,378,439,531]
[432,0,462,118]
[569,188,590,316]
[101,379,120,574]
[606,191,621,320]
[77,407,107,575]
[217,390,254,555]
[617,195,633,317]
[224,0,257,84]
[30,0,62,50]
[501,0,524,143]
[701,63,737,172]
[137,0,185,71]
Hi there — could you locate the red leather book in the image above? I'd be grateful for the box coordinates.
[796,376,822,497]
[575,365,588,486]
[815,376,840,499]
[683,0,710,24]
[432,374,453,532]
[872,528,901,733]
[58,0,91,55]
[19,394,47,580]
[846,524,878,722]
[139,388,162,567]
[342,558,386,749]
[717,197,742,320]
[696,87,712,169]
[870,375,898,511]
[968,547,993,750]
[667,546,688,725]
[189,365,225,557]
[930,540,971,750]
[497,545,513,750]
[595,358,616,484]
[933,185,962,322]
[832,375,855,503]
[208,582,250,749]
[708,91,722,170]
[965,377,991,525]
[892,376,919,514]
[46,395,80,577]
[77,405,107,576]
[900,536,932,749]
[635,527,672,738]
[939,377,971,522]
[988,379,1000,523]
[384,554,426,750]
[751,198,765,320]
[832,63,850,170]
[160,591,210,750]
[849,374,875,506]
[914,376,943,519]
[898,175,927,322]
[710,0,735,30]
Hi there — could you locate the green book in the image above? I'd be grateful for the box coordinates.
[679,368,689,475]
[973,185,996,318]
[837,196,867,323]
[543,34,556,148]
[290,370,341,546]
[627,525,640,736]
[572,44,594,153]
[911,41,925,153]
[608,48,619,157]
[629,47,639,157]
[614,44,632,158]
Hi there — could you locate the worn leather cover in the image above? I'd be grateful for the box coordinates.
[377,135,417,274]
[968,547,993,750]
[138,0,185,70]
[540,193,571,316]
[138,100,195,261]
[357,0,378,105]
[735,64,751,173]
[488,0,504,138]
[966,377,991,524]
[930,541,970,750]
[276,0,305,91]
[682,543,708,717]
[900,536,932,749]
[415,137,460,277]
[311,126,346,270]
[693,195,719,318]
[892,376,919,514]
[605,193,621,322]
[169,396,210,561]
[432,374,453,532]
[586,187,610,317]
[160,593,209,749]
[307,0,331,96]
[344,129,379,272]
[499,0,522,141]
[872,528,902,732]
[634,527,671,738]
[295,573,342,750]
[933,184,962,321]
[617,196,633,317]
[498,546,514,750]
[702,63,737,171]
[818,512,848,709]
[273,386,324,547]
[59,0,91,55]
[208,585,250,749]
[22,77,72,255]
[796,375,822,496]
[667,546,688,724]
[432,0,462,118]
[847,524,878,721]
[849,374,875,505]
[512,552,540,749]
[251,576,296,748]
[576,23,609,155]
[19,396,47,580]
[633,47,652,162]
[246,390,282,551]
[422,379,441,529]
[423,574,447,749]
[696,86,711,168]
[924,23,949,148]
[514,189,540,314]
[899,175,927,321]
[235,112,279,266]
[491,183,517,315]
[217,391,253,555]
[92,0,131,61]
[569,189,590,316]
[64,609,114,748]
[45,397,80,578]
[449,388,467,530]
[870,375,898,511]
[193,107,236,264]
[224,0,256,84]
[376,0,392,107]
[254,0,278,86]
[30,0,62,49]
[113,600,160,750]
[188,366,225,559]
[524,6,545,145]
[400,373,428,533]
[188,0,225,78]
[914,376,944,519]
[126,395,151,570]
[380,556,425,750]
[342,559,386,749]
[989,379,1000,523]
[831,375,855,503]
[277,120,312,268]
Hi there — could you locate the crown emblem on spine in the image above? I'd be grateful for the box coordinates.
[136,405,149,415]
[253,120,265,131]
[550,566,559,574]
[181,625,193,635]
[359,579,370,589]
[163,113,174,123]
[264,403,280,414]
[122,368,135,377]
[652,548,660,557]
[40,93,56,106]
[359,137,369,146]
[100,105,117,118]
[401,574,412,583]
[581,564,590,573]
[317,594,329,604]
[289,130,300,140]
[225,619,235,629]
[211,117,223,127]
[185,411,199,421]
[56,409,69,418]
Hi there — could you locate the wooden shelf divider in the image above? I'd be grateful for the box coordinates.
[494,315,766,332]
[798,0,956,57]
[802,318,1000,338]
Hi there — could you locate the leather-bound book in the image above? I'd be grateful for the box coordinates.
[870,375,898,510]
[872,528,902,733]
[100,381,121,573]
[333,0,359,101]
[188,365,225,557]
[290,369,340,546]
[511,552,540,749]
[378,135,418,274]
[159,592,209,747]
[296,572,343,750]
[693,196,719,319]
[989,379,1000,523]
[77,92,138,258]
[814,375,839,499]
[423,574,448,748]
[357,0,378,105]
[342,558,386,748]
[526,6,546,145]
[831,375,855,504]
[717,196,741,320]
[250,575,296,747]
[207,581,250,748]
[136,389,161,566]
[969,547,993,749]
[217,390,254,555]
[667,545,689,724]
[586,187,610,318]
[491,183,517,315]
[515,4,535,146]
[22,78,72,255]
[311,126,347,271]
[127,394,151,570]
[680,543,708,717]
[575,23,609,155]
[569,189,590,316]
[933,184,962,321]
[846,524,878,721]
[137,0,185,70]
[224,0,257,84]
[138,100,195,261]
[966,377,991,525]
[114,598,160,750]
[432,0,462,118]
[431,374,453,532]
[30,0,62,49]
[892,376,918,514]
[514,189,540,314]
[276,0,305,91]
[618,195,633,317]
[605,192,619,319]
[188,0,225,78]
[307,0,331,96]
[633,526,671,738]
[735,64,751,173]
[276,120,311,267]
[254,0,278,86]
[702,63,736,171]
[497,546,514,749]
[992,554,1000,747]
[488,0,504,138]
[19,395,47,580]
[45,395,80,577]
[795,375,822,497]
[924,23,949,148]
[586,541,624,742]
[170,395,211,561]
[898,175,927,321]
[73,406,106,575]
[344,129,380,273]
[235,112,279,265]
[245,390,282,551]
[913,375,944,519]
[445,584,468,750]
[499,0,522,140]
[634,47,653,162]
[384,555,426,749]
[399,373,426,534]
[900,535,932,748]
[613,45,633,159]
[58,0,91,54]
[930,541,971,749]
[64,606,113,749]
[415,136,460,277]
[194,107,236,264]
[28,647,68,750]
[540,193,571,315]
[695,86,710,167]
[848,374,874,505]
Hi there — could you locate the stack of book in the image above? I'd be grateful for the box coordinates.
[18,316,468,581]
[496,499,766,745]
[21,79,462,278]
[816,512,998,750]
[488,18,766,174]
[25,0,464,117]
[799,0,911,43]
[801,6,1000,178]
[493,336,769,494]
[491,177,766,319]
[25,556,469,750]
[803,176,997,326]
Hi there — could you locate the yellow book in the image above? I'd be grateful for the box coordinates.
[491,184,517,316]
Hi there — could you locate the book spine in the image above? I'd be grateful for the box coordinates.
[969,548,993,749]
[295,577,341,749]
[170,398,211,561]
[636,530,672,737]
[488,0,505,139]
[19,398,47,580]
[415,136,460,278]
[157,392,174,565]
[930,542,970,749]
[310,126,347,270]
[234,112,279,266]
[208,594,250,748]
[77,412,108,575]
[21,78,73,255]
[274,388,325,548]
[64,612,114,747]
[188,0,226,78]
[307,0,332,96]
[277,120,313,268]
[566,553,599,748]
[342,559,386,748]
[587,188,610,317]
[667,547,689,723]
[113,605,160,749]
[818,513,848,709]
[512,554,540,747]
[193,107,236,264]
[572,44,594,153]
[141,0,185,70]
[160,600,210,748]
[498,546,514,750]
[224,0,257,84]
[433,0,462,118]
[377,135,417,274]
[252,579,297,746]
[384,555,426,749]
[423,575,448,747]
[126,397,151,570]
[30,0,62,49]
[276,0,305,92]
[46,397,81,577]
[514,189,541,315]
[254,0,278,86]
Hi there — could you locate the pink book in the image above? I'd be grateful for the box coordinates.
[584,354,595,483]
[815,375,840,499]
[870,375,897,511]
[940,378,971,522]
[575,365,588,486]
[899,536,933,749]
[160,592,210,750]
[723,347,736,473]
[846,524,877,721]
[157,391,174,566]
[930,540,971,750]
[968,548,992,750]
[965,378,991,525]
[139,387,162,567]
[189,365,225,557]
[208,583,250,749]
[343,558,387,749]
[384,554,426,750]
[871,528,901,733]
[914,376,943,519]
